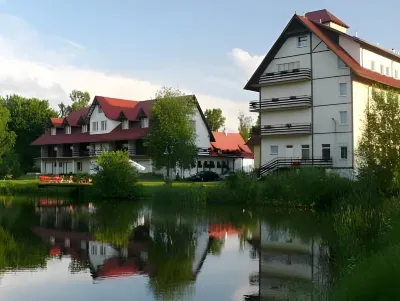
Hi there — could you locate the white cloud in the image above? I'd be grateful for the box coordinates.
[229,48,264,79]
[0,13,255,132]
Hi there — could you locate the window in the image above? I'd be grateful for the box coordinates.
[65,125,71,134]
[101,120,107,131]
[270,145,278,155]
[380,64,384,74]
[297,36,307,48]
[210,161,215,168]
[217,161,221,168]
[338,58,347,69]
[100,245,106,256]
[141,117,149,128]
[339,83,347,96]
[322,144,331,160]
[82,124,87,133]
[340,111,348,124]
[92,121,98,131]
[277,61,300,72]
[59,162,63,168]
[340,146,348,160]
[197,161,202,168]
[98,106,103,113]
[371,61,375,71]
[386,67,390,76]
[301,145,310,159]
[91,244,97,255]
[77,161,82,171]
[122,119,129,130]
[51,127,56,135]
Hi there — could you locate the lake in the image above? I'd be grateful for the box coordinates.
[0,196,334,301]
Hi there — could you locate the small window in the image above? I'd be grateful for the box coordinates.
[100,245,106,256]
[65,125,71,134]
[217,161,221,168]
[340,146,348,160]
[386,67,390,76]
[98,106,103,113]
[210,161,215,168]
[92,121,98,131]
[297,36,307,48]
[371,61,375,71]
[339,83,347,96]
[270,145,278,155]
[197,161,202,168]
[82,124,87,133]
[322,144,331,160]
[122,119,129,130]
[141,118,149,128]
[340,111,348,124]
[51,127,56,135]
[91,244,97,255]
[338,58,347,69]
[301,145,310,159]
[59,162,63,167]
[101,120,107,131]
[77,162,82,171]
[380,64,384,74]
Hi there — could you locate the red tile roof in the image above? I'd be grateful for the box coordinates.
[95,96,139,120]
[32,127,149,145]
[305,9,349,28]
[51,118,64,128]
[298,16,400,89]
[210,131,252,153]
[97,258,138,279]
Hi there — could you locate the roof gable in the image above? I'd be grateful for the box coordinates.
[211,131,252,153]
[87,96,139,121]
[50,118,64,128]
[305,9,349,28]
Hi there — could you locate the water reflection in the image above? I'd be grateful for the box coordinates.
[0,197,332,301]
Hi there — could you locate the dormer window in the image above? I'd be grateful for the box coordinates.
[122,119,129,130]
[51,127,56,136]
[98,106,103,113]
[140,118,149,128]
[65,125,71,134]
[82,124,88,133]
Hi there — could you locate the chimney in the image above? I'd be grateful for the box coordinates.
[223,128,228,136]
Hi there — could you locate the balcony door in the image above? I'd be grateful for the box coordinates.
[285,145,294,158]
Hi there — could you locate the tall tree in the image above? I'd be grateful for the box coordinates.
[58,102,71,117]
[204,108,226,131]
[146,87,197,179]
[2,95,57,173]
[357,86,400,192]
[238,111,253,142]
[69,90,91,112]
[0,101,15,162]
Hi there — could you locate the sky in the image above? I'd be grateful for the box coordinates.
[1,0,399,131]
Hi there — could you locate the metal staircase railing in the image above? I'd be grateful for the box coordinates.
[259,157,333,177]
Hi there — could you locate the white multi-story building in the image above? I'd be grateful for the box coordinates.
[32,95,253,177]
[246,9,400,176]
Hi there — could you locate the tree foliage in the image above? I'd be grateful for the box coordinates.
[1,94,57,173]
[145,87,197,178]
[58,102,71,117]
[93,151,139,199]
[69,89,91,112]
[238,111,253,142]
[357,86,400,192]
[204,108,226,131]
[0,101,16,162]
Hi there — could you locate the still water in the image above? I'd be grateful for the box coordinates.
[0,197,333,301]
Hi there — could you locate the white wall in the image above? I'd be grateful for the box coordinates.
[265,55,310,74]
[312,50,351,79]
[313,76,351,106]
[260,109,311,126]
[313,132,353,168]
[90,104,120,135]
[313,104,351,133]
[339,35,360,63]
[275,35,310,58]
[88,241,120,270]
[260,81,311,100]
[361,48,400,78]
[192,109,210,149]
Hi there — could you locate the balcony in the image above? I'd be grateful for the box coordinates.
[261,123,312,136]
[257,68,311,86]
[249,95,311,112]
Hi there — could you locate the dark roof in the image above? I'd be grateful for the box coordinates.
[305,9,349,28]
[32,127,149,145]
[244,12,400,91]
[66,107,90,126]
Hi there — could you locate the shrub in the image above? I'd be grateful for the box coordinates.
[92,151,140,199]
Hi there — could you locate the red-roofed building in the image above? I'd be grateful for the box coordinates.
[32,95,253,176]
[245,9,400,177]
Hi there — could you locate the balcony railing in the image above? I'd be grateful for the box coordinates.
[249,95,311,112]
[258,68,311,85]
[261,123,312,136]
[259,157,333,177]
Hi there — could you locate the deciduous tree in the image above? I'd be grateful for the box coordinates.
[145,87,197,179]
[238,111,253,142]
[69,90,91,112]
[58,102,71,117]
[204,108,226,131]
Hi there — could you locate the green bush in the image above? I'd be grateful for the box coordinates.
[92,151,140,199]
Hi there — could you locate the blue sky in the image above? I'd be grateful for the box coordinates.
[0,0,399,130]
